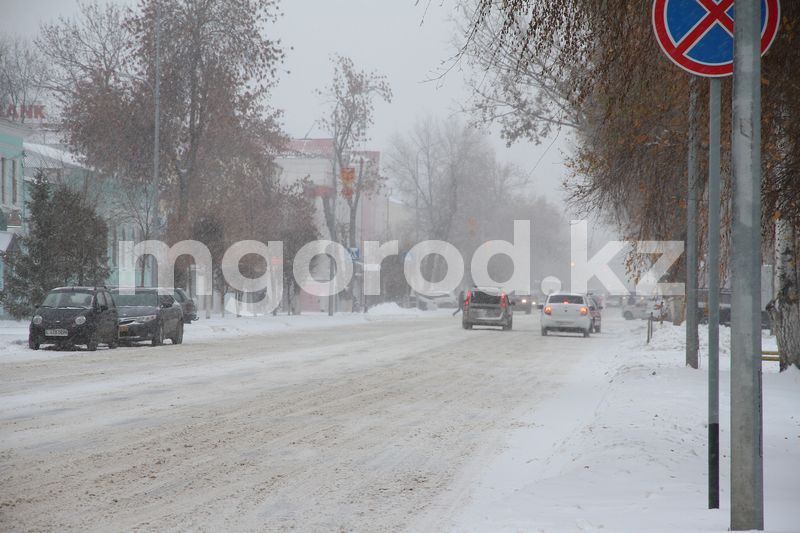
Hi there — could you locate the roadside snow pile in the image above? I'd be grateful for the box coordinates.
[441,318,798,532]
[0,320,28,350]
[645,320,780,372]
[366,303,422,316]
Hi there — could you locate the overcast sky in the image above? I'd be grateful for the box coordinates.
[0,0,571,204]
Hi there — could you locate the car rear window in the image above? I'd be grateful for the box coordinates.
[549,294,585,305]
[470,290,502,304]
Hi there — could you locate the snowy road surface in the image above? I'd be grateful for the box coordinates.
[0,312,797,531]
[0,312,591,531]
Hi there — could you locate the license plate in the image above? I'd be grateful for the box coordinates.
[119,325,129,333]
[45,329,68,337]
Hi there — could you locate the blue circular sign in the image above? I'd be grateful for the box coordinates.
[653,0,781,77]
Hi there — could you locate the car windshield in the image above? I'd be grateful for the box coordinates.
[549,294,585,305]
[111,291,158,307]
[41,290,95,309]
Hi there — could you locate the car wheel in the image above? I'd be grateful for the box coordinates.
[87,334,98,351]
[596,324,602,333]
[502,319,513,331]
[462,321,472,330]
[152,323,164,346]
[28,334,40,350]
[172,321,184,345]
[583,328,590,338]
[541,327,548,336]
[623,311,634,320]
[108,332,119,349]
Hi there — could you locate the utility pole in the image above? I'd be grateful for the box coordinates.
[707,77,721,510]
[730,0,764,529]
[154,0,161,217]
[151,0,162,287]
[329,158,337,317]
[686,77,700,369]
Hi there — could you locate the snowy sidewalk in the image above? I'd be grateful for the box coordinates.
[434,319,799,532]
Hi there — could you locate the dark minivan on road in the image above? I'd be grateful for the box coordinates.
[29,287,119,351]
[462,287,513,331]
[111,288,184,346]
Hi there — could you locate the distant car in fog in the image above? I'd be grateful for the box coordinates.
[586,295,603,333]
[510,291,540,314]
[622,296,664,320]
[416,291,458,310]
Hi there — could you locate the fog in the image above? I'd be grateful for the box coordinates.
[1,0,570,203]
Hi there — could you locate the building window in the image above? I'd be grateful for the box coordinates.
[11,160,16,205]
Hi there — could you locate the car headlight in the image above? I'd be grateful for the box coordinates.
[133,315,157,323]
[521,299,528,304]
[75,315,87,325]
[33,315,43,325]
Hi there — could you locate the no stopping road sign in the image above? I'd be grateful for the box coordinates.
[652,0,780,77]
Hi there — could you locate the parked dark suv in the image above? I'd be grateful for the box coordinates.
[111,288,184,346]
[172,288,198,324]
[29,287,119,351]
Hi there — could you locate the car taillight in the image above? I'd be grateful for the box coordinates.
[544,305,552,315]
[580,306,589,315]
[500,293,508,308]
[464,290,471,306]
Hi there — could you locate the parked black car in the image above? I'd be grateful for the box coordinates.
[29,287,119,351]
[111,288,184,346]
[172,288,198,323]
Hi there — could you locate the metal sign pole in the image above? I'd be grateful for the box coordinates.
[686,78,700,370]
[730,0,764,529]
[707,76,721,510]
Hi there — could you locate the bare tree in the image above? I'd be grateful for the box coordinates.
[317,55,392,247]
[387,116,543,284]
[454,3,581,146]
[0,37,50,122]
[123,0,286,228]
[37,3,131,101]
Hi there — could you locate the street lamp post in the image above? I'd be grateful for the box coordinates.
[153,0,161,236]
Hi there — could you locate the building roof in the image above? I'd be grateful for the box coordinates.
[281,138,335,158]
[0,231,19,253]
[23,142,86,172]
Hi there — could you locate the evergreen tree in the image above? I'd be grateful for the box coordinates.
[1,171,110,319]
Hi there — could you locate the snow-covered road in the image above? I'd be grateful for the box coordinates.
[0,312,797,532]
[0,311,606,531]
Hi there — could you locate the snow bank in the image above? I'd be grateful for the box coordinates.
[366,303,423,316]
[440,318,798,532]
[0,310,441,363]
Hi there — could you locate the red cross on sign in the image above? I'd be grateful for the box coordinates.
[652,0,780,77]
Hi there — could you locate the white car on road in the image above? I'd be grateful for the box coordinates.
[540,293,593,337]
